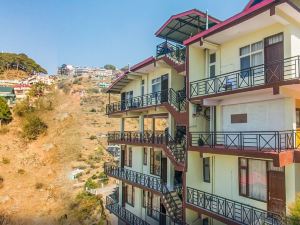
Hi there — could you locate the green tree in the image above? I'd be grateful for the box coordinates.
[0,97,12,125]
[104,64,116,70]
[28,82,47,97]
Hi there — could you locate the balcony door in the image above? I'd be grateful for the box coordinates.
[161,157,168,183]
[264,33,284,84]
[268,164,286,215]
[161,74,169,103]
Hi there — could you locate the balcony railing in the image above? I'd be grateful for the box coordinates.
[106,195,150,225]
[106,88,186,115]
[187,187,282,225]
[190,56,300,98]
[104,163,183,223]
[156,41,186,64]
[107,131,187,164]
[190,130,300,153]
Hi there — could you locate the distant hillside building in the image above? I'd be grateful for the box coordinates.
[0,86,16,105]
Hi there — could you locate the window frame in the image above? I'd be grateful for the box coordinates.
[238,158,268,202]
[125,147,132,167]
[151,77,161,94]
[150,148,161,176]
[209,52,216,78]
[203,157,211,183]
[296,109,300,128]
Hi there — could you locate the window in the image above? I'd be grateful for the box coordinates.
[125,147,132,167]
[143,148,147,165]
[296,109,300,128]
[265,33,283,46]
[209,53,216,78]
[141,80,145,96]
[142,190,147,208]
[152,77,161,93]
[150,148,161,176]
[239,158,267,202]
[203,157,210,183]
[240,41,263,77]
[147,192,160,220]
[125,184,135,206]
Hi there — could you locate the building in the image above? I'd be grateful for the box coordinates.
[104,1,300,225]
[0,87,16,105]
[13,84,31,100]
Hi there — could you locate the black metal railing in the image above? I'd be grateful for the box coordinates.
[187,187,283,225]
[190,56,300,98]
[106,88,186,115]
[104,163,183,223]
[107,131,187,165]
[156,41,186,64]
[190,130,300,153]
[106,195,150,225]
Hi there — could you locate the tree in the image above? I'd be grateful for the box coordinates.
[28,82,47,97]
[0,97,12,125]
[104,64,116,70]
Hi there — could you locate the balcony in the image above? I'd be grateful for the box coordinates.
[156,41,186,65]
[190,130,300,153]
[186,187,283,225]
[106,194,150,225]
[189,130,300,165]
[107,131,186,169]
[190,56,300,99]
[106,88,186,115]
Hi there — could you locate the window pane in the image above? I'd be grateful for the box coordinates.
[210,53,216,63]
[203,158,210,183]
[240,169,247,195]
[210,65,216,78]
[248,159,267,201]
[251,41,263,52]
[240,45,250,56]
[267,33,283,45]
[296,110,300,128]
[251,52,263,67]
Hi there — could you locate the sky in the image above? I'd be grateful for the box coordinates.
[0,0,249,74]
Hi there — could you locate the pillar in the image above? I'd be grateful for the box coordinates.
[120,118,125,133]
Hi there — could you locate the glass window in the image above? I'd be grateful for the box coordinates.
[147,192,160,220]
[203,157,210,183]
[141,80,145,96]
[142,190,147,208]
[209,53,216,78]
[152,77,161,93]
[296,109,300,128]
[239,158,267,202]
[126,184,134,206]
[266,33,283,46]
[150,148,161,176]
[125,147,132,167]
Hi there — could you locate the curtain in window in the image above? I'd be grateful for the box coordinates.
[248,159,267,201]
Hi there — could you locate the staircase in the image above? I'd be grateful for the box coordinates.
[161,183,183,224]
[163,133,186,171]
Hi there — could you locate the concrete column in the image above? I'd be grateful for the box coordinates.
[151,118,156,132]
[168,113,175,137]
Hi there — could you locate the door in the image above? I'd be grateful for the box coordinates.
[161,158,168,183]
[122,184,126,207]
[121,145,125,168]
[268,171,286,215]
[161,74,169,103]
[160,204,167,225]
[264,33,284,84]
[121,92,126,110]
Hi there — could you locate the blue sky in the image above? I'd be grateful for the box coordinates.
[0,0,249,74]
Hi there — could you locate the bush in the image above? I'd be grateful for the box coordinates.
[22,115,48,140]
[289,194,300,225]
[2,157,10,164]
[0,97,12,125]
[17,169,25,174]
[88,88,99,94]
[35,182,44,189]
[0,176,3,189]
[90,108,96,113]
[0,126,9,135]
[89,135,97,140]
[14,99,34,117]
[28,82,47,97]
[85,178,99,189]
[73,78,82,85]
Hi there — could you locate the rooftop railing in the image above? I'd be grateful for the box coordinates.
[156,41,186,64]
[190,130,300,153]
[187,187,283,225]
[190,56,300,98]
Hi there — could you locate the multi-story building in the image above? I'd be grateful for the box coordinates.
[105,1,300,225]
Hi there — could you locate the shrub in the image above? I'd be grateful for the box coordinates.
[0,176,3,189]
[85,178,99,189]
[0,97,12,125]
[73,78,82,85]
[22,115,48,140]
[35,182,44,189]
[89,135,97,140]
[17,169,25,174]
[2,157,10,164]
[88,88,99,94]
[28,82,47,97]
[289,194,300,225]
[90,108,96,113]
[14,99,34,117]
[0,126,9,135]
